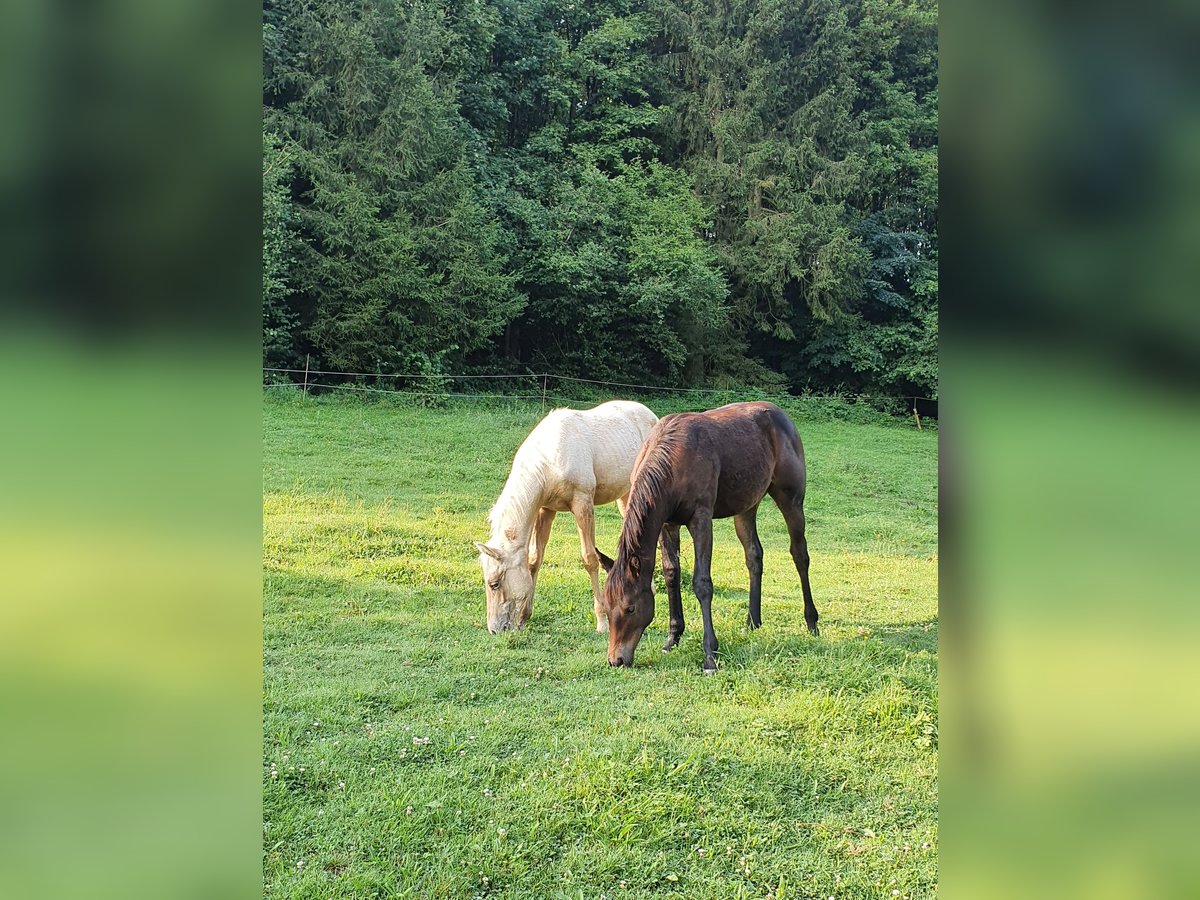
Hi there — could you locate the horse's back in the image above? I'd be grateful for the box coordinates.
[532,401,657,504]
[583,400,658,439]
[558,401,657,454]
[650,402,803,518]
[577,401,658,500]
[703,401,801,457]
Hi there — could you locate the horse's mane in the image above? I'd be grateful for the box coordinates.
[617,423,681,560]
[488,446,548,543]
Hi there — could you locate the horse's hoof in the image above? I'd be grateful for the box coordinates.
[702,666,717,676]
[808,624,820,637]
[746,618,761,631]
[662,638,679,653]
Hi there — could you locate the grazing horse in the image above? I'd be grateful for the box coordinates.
[476,400,658,634]
[596,401,818,673]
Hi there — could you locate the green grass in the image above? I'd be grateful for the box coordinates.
[263,393,938,899]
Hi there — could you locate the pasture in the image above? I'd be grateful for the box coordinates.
[263,393,938,898]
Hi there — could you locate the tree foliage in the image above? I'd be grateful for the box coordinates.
[263,0,937,397]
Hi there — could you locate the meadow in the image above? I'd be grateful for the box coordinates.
[263,392,938,898]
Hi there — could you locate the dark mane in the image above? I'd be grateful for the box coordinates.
[616,421,682,563]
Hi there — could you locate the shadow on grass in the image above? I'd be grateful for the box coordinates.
[860,619,938,655]
[710,584,752,605]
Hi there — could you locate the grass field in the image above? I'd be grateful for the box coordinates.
[263,393,938,898]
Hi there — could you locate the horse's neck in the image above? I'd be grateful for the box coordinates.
[490,461,548,548]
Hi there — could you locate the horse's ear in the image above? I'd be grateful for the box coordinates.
[475,541,502,561]
[595,547,615,573]
[628,555,640,579]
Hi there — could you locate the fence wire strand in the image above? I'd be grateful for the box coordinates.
[264,366,539,381]
[263,369,936,406]
[265,382,544,400]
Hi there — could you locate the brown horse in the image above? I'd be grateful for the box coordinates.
[596,401,818,673]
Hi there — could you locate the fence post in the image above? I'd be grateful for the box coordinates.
[303,355,310,397]
[541,374,548,413]
[912,398,922,430]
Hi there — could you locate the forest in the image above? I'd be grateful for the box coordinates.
[263,0,937,398]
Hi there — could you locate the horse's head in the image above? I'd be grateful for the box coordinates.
[597,548,654,667]
[475,541,535,633]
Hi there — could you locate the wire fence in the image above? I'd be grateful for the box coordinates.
[263,364,938,426]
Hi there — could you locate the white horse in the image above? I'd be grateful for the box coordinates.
[475,400,658,634]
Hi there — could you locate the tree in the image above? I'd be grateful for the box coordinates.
[263,0,522,375]
[800,0,938,398]
[261,0,939,398]
[658,0,873,380]
[263,131,297,367]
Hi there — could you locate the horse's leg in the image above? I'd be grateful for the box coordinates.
[529,507,556,584]
[734,505,764,630]
[659,523,684,652]
[616,492,629,519]
[688,510,719,673]
[570,494,606,632]
[771,486,819,636]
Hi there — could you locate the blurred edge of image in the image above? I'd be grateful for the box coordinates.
[0,0,1197,897]
[943,0,1200,896]
[0,1,262,898]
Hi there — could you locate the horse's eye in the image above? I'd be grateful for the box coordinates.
[625,605,636,615]
[488,580,501,590]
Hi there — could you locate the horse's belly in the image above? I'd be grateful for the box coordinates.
[592,482,629,506]
[712,467,773,519]
[589,448,638,505]
[539,487,575,512]
[537,475,628,511]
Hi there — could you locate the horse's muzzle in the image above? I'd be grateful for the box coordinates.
[489,599,532,634]
[488,615,528,635]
